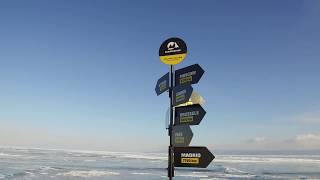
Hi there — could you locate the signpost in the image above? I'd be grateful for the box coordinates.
[156,37,214,179]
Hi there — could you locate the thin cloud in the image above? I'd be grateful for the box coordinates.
[243,134,320,150]
[246,137,268,144]
[293,111,320,125]
[294,134,320,144]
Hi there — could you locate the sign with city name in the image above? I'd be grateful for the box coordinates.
[155,72,169,96]
[175,64,204,86]
[174,104,206,125]
[159,37,187,65]
[174,147,215,168]
[172,125,193,147]
[172,85,193,107]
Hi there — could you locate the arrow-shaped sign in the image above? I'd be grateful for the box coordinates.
[172,125,193,147]
[175,104,206,125]
[172,85,193,106]
[175,64,204,86]
[174,146,214,168]
[155,73,169,96]
[175,91,206,107]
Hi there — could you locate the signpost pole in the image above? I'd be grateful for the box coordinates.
[168,65,174,179]
[158,38,214,177]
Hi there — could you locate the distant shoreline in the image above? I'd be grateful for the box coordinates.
[1,146,319,155]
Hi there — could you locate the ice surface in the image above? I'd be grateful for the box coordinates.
[0,147,319,179]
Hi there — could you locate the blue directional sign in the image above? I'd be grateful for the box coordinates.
[172,85,193,106]
[175,64,204,86]
[155,72,169,96]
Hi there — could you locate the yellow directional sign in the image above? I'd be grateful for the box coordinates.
[159,37,187,65]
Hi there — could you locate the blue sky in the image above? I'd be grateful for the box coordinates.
[0,0,319,152]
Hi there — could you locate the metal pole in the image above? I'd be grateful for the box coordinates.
[168,65,174,179]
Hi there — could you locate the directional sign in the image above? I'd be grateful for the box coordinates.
[172,85,193,107]
[175,64,204,86]
[175,104,206,125]
[172,125,193,147]
[175,91,206,107]
[159,37,187,65]
[155,73,169,96]
[174,147,214,168]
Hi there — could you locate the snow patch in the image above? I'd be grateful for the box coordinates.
[57,170,120,177]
